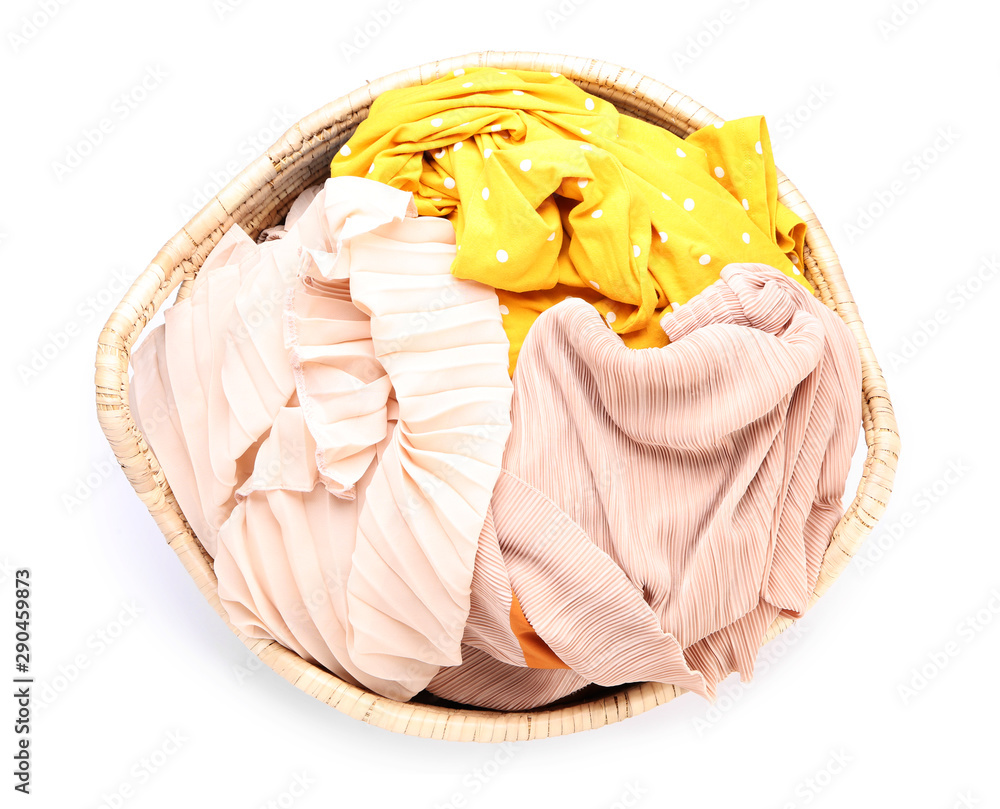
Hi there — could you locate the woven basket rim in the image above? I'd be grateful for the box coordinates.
[95,49,900,742]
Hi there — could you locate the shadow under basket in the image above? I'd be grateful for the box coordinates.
[94,51,900,742]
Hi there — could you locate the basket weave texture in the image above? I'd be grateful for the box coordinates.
[95,51,900,742]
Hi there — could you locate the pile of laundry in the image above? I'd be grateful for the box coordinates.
[129,67,861,710]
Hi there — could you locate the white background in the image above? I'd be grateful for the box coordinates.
[2,0,997,806]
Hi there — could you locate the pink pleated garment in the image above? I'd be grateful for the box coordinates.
[130,176,513,701]
[426,263,862,710]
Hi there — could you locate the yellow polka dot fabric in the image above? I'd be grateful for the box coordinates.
[330,67,810,371]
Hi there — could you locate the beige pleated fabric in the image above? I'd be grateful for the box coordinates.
[130,176,513,701]
[427,263,862,710]
[131,223,285,559]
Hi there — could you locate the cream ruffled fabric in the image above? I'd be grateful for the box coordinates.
[131,176,512,700]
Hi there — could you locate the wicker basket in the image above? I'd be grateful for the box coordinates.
[94,51,899,742]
